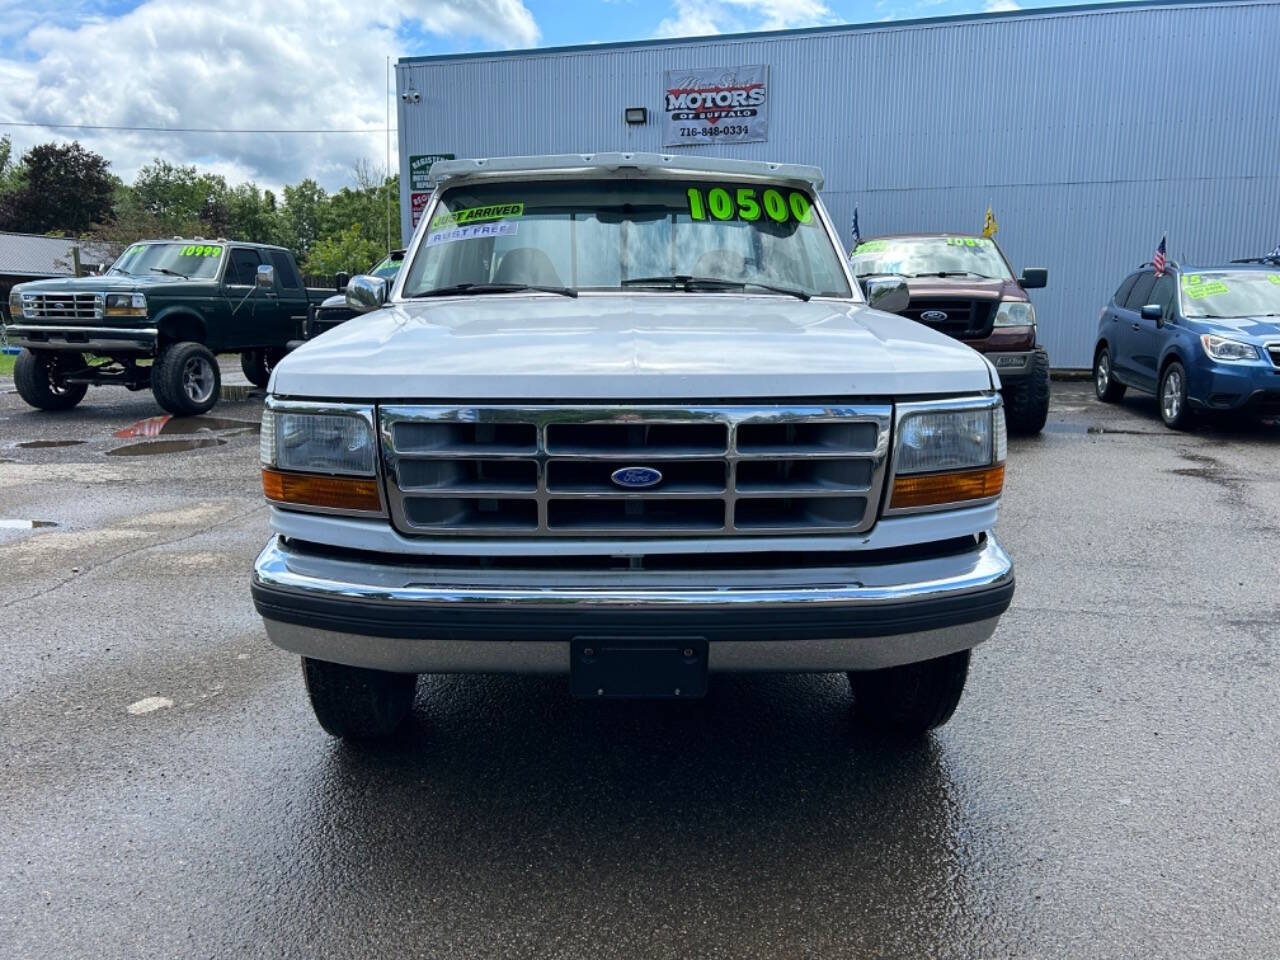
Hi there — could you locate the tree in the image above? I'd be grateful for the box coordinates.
[0,141,115,233]
[279,179,327,259]
[307,224,384,276]
[318,162,400,258]
[225,183,282,245]
[131,160,228,230]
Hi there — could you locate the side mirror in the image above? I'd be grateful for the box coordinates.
[335,271,350,292]
[1019,267,1048,289]
[865,277,910,315]
[255,264,275,289]
[346,275,388,313]
[1140,304,1163,322]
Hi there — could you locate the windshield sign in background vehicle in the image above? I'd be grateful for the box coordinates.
[850,236,1013,281]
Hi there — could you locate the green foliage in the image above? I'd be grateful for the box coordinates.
[0,140,400,274]
[0,140,116,233]
[307,224,385,276]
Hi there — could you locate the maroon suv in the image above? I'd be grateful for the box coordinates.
[850,233,1050,435]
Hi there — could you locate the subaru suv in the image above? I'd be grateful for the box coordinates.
[1092,258,1280,429]
[850,234,1050,435]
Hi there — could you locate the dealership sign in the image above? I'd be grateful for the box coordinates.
[410,191,432,228]
[662,65,769,146]
[408,153,455,192]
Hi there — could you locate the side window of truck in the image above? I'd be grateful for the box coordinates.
[226,248,262,286]
[268,250,303,290]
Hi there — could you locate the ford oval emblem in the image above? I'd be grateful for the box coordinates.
[920,310,948,322]
[611,466,663,489]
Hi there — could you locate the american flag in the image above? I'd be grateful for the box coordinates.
[850,205,861,252]
[1153,235,1167,276]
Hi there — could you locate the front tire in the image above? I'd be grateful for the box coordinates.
[1094,346,1126,402]
[1002,347,1050,435]
[1159,360,1192,430]
[152,341,220,416]
[13,349,89,411]
[302,658,417,739]
[849,650,971,735]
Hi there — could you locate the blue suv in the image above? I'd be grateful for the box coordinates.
[1092,258,1280,428]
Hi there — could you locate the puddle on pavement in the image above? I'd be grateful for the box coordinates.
[113,415,259,439]
[14,439,87,449]
[0,519,59,529]
[106,436,228,457]
[107,414,257,456]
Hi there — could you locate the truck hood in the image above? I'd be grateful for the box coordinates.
[15,273,192,294]
[903,277,1024,301]
[270,294,995,400]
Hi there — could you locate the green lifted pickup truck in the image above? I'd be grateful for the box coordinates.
[5,239,332,416]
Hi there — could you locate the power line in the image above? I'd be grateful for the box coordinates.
[0,120,394,135]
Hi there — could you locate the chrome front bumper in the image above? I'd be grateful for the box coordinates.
[252,533,1014,674]
[6,324,158,354]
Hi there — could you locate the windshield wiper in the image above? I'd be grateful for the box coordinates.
[621,275,810,301]
[411,282,577,299]
[111,268,134,277]
[150,267,188,279]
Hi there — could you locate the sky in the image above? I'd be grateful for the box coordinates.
[0,0,1139,193]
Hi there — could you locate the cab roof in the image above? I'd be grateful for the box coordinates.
[430,153,826,190]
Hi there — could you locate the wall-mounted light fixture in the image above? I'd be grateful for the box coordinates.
[623,107,648,125]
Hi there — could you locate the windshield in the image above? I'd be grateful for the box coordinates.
[849,236,1013,280]
[370,255,402,280]
[400,178,851,299]
[1180,271,1280,318]
[108,242,224,280]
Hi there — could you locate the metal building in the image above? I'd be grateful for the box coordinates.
[397,0,1280,368]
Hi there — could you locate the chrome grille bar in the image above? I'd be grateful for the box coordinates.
[22,292,104,323]
[379,405,892,537]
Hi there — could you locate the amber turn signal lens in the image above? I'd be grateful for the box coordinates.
[890,464,1004,510]
[262,468,382,512]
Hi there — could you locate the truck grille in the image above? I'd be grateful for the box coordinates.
[20,292,103,323]
[379,405,892,537]
[901,299,996,339]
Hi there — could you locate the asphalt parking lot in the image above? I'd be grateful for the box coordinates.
[2,373,1279,959]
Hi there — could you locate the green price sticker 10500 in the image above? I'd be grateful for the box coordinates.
[687,186,813,225]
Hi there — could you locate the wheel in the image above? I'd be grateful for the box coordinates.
[1159,360,1192,430]
[1002,347,1050,435]
[1093,345,1126,402]
[302,657,417,739]
[151,341,220,416]
[239,348,283,389]
[849,650,971,735]
[13,349,89,411]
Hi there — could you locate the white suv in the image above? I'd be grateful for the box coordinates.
[251,153,1013,741]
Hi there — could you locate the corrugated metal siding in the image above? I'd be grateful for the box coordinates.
[398,1,1280,367]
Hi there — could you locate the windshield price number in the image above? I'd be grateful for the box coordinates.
[179,244,221,257]
[944,237,990,248]
[687,186,813,224]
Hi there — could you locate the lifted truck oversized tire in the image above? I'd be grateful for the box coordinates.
[239,348,285,389]
[849,650,970,735]
[302,657,417,739]
[13,349,89,411]
[1002,347,1050,436]
[152,341,220,416]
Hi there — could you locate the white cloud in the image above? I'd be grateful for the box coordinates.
[984,0,1021,10]
[0,0,539,191]
[657,0,833,37]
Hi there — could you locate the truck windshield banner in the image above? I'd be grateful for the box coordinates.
[662,64,769,147]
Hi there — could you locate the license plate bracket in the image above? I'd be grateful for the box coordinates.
[570,636,708,699]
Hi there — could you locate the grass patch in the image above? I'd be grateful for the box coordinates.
[0,352,15,377]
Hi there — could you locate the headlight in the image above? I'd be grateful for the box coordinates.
[260,403,382,514]
[105,292,147,317]
[993,300,1036,327]
[1200,334,1257,362]
[890,401,1006,511]
[7,290,22,319]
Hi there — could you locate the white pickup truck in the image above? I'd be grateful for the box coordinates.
[251,153,1014,742]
